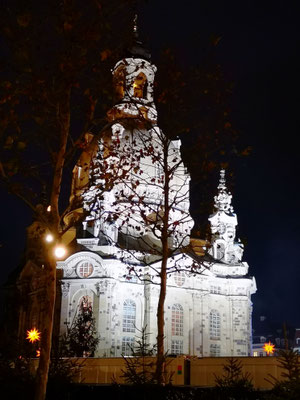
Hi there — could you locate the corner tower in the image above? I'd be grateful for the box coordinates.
[209,169,244,265]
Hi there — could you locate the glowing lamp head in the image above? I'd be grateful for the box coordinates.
[26,328,41,343]
[54,245,66,259]
[45,233,54,243]
[47,205,51,212]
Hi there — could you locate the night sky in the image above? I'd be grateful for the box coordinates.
[1,1,300,330]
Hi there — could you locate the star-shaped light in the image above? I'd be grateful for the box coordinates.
[26,328,41,343]
[263,341,275,355]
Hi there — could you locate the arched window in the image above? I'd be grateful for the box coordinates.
[210,310,221,340]
[133,72,147,98]
[171,304,183,336]
[123,299,136,333]
[210,343,221,357]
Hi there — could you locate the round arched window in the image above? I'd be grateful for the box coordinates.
[77,262,94,278]
[174,271,185,287]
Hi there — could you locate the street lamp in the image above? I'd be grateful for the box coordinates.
[45,233,54,243]
[54,245,66,259]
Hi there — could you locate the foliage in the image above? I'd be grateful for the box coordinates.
[267,349,300,400]
[120,327,157,385]
[0,0,134,207]
[214,357,254,399]
[120,326,175,386]
[0,2,134,398]
[0,1,241,393]
[46,343,83,400]
[0,355,34,400]
[0,331,82,400]
[64,296,99,357]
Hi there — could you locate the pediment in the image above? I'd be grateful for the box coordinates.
[57,251,107,279]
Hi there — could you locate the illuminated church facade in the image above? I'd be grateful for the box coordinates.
[18,29,257,358]
[54,31,257,358]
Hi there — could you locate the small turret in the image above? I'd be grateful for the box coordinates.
[208,170,244,264]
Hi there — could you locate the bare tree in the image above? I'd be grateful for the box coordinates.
[81,119,204,383]
[0,2,239,393]
[0,1,134,399]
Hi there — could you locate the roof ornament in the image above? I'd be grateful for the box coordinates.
[128,13,151,61]
[133,14,138,36]
[214,169,234,213]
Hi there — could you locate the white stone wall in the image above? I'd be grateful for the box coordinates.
[57,251,256,357]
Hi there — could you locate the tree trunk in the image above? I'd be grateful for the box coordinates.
[34,256,56,400]
[155,138,170,384]
[34,88,71,400]
[50,89,71,229]
[156,249,168,384]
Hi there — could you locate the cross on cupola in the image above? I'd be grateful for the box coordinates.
[208,170,244,264]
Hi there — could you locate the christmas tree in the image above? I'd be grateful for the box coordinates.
[67,296,99,357]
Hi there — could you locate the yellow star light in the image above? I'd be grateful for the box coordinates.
[26,328,41,343]
[263,341,275,355]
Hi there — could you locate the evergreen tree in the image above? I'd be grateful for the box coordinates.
[267,349,300,400]
[214,358,254,399]
[67,296,99,357]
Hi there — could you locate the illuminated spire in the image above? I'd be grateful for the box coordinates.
[214,169,234,213]
[217,169,226,191]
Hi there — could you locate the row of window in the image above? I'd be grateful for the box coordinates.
[122,337,184,356]
[75,264,187,284]
[77,298,220,340]
[76,297,221,356]
[122,338,220,357]
[75,264,225,294]
[122,300,185,336]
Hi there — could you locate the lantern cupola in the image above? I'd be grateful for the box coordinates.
[107,16,157,123]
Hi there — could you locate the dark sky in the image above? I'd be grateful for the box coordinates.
[1,1,300,329]
[138,1,300,328]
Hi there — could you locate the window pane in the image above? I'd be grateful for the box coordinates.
[78,262,93,278]
[123,300,136,333]
[171,304,183,336]
[210,310,221,340]
[210,343,220,357]
[171,339,183,355]
[122,336,135,356]
[174,272,185,287]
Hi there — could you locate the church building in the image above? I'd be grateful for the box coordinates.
[55,30,257,358]
[17,27,256,358]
